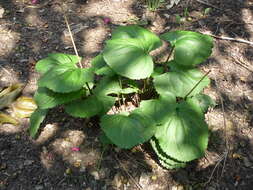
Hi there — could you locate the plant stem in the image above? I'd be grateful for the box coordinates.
[118,77,127,110]
[63,12,92,95]
[165,45,175,63]
[184,70,211,99]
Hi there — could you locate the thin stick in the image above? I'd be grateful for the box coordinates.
[196,0,222,10]
[232,57,253,73]
[205,153,225,185]
[215,75,229,178]
[63,12,92,94]
[63,14,82,68]
[114,155,143,190]
[165,45,175,63]
[184,70,211,99]
[202,32,253,46]
[0,65,12,76]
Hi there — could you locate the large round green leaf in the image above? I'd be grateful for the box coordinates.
[103,38,154,79]
[38,65,94,93]
[138,94,176,125]
[101,111,156,149]
[155,102,209,162]
[153,68,210,97]
[36,53,81,74]
[111,25,162,52]
[161,31,213,66]
[34,87,85,109]
[65,94,115,118]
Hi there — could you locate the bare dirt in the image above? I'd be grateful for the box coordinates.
[0,0,253,190]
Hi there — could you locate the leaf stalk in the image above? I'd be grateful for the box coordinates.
[184,70,211,99]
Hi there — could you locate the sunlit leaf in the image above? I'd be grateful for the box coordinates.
[161,31,213,66]
[154,68,210,97]
[103,38,154,79]
[38,64,94,93]
[138,94,176,125]
[111,25,162,52]
[101,110,156,149]
[35,53,81,74]
[103,25,162,79]
[155,101,209,162]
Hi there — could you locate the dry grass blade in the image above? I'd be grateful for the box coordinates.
[205,74,230,185]
[114,155,143,190]
[63,14,82,68]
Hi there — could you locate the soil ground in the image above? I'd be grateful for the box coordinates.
[0,0,253,190]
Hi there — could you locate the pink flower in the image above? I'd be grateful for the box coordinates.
[31,0,38,4]
[103,17,111,24]
[71,147,80,152]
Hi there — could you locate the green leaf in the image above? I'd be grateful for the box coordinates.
[155,102,209,162]
[111,25,162,52]
[93,76,121,95]
[154,68,210,97]
[161,31,213,66]
[103,38,154,79]
[38,65,94,93]
[101,111,156,149]
[36,53,81,74]
[103,25,162,79]
[99,131,113,146]
[151,66,164,77]
[34,87,85,109]
[91,54,115,76]
[65,94,115,118]
[138,94,176,125]
[186,94,216,114]
[29,109,48,138]
[120,87,138,94]
[150,138,186,169]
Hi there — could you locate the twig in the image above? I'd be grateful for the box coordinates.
[196,0,222,10]
[205,153,226,185]
[0,65,12,76]
[114,155,143,190]
[232,57,253,73]
[63,14,82,68]
[63,11,92,94]
[184,70,211,99]
[202,32,253,46]
[165,45,175,63]
[216,76,229,178]
[205,74,230,186]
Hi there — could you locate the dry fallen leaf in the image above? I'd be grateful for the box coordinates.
[12,96,37,118]
[0,112,19,125]
[0,83,23,109]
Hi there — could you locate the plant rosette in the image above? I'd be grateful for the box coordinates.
[29,25,215,169]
